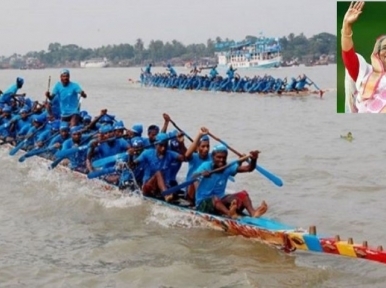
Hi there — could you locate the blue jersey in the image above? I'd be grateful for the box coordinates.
[0,84,18,104]
[194,161,238,206]
[94,139,129,159]
[61,136,89,169]
[135,149,180,184]
[209,68,219,79]
[186,153,210,181]
[15,117,31,133]
[52,81,82,117]
[49,94,61,119]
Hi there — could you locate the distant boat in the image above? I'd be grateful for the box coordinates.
[80,58,108,68]
[215,36,282,69]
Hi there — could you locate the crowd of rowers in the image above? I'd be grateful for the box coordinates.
[0,70,268,219]
[139,63,316,94]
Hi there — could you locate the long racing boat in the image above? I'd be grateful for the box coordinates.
[2,143,386,266]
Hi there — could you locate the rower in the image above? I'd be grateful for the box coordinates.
[0,77,25,106]
[166,64,177,77]
[295,74,313,91]
[129,132,187,202]
[60,125,89,173]
[86,125,130,184]
[143,124,159,148]
[193,144,268,218]
[184,127,211,204]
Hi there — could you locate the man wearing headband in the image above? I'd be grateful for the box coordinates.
[60,126,89,172]
[47,122,70,154]
[129,132,186,201]
[193,145,267,218]
[184,127,211,204]
[45,69,87,126]
[86,124,130,183]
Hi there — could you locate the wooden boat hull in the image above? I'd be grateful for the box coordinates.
[2,144,386,266]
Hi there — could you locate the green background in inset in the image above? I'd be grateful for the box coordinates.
[337,1,386,113]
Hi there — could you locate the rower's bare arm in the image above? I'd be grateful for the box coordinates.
[341,2,364,51]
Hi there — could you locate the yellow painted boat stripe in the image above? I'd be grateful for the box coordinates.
[288,232,308,250]
[336,242,357,257]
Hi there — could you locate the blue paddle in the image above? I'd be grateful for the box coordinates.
[18,131,60,162]
[54,131,99,159]
[92,152,128,168]
[87,167,117,179]
[19,146,56,162]
[55,143,89,158]
[9,123,47,156]
[207,132,283,187]
[161,157,248,197]
[50,131,98,170]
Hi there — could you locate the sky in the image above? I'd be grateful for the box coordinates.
[0,0,336,56]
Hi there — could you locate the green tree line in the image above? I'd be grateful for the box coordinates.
[18,32,336,67]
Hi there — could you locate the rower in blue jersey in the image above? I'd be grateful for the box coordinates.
[48,122,70,153]
[0,77,25,105]
[118,136,146,188]
[45,69,87,127]
[86,124,130,183]
[21,114,47,150]
[193,145,267,218]
[167,130,187,186]
[295,74,313,91]
[34,120,60,148]
[129,132,186,201]
[14,107,31,134]
[128,123,143,144]
[184,128,211,204]
[0,106,14,141]
[144,63,152,75]
[209,65,218,80]
[285,77,298,92]
[166,64,177,77]
[226,65,237,79]
[142,124,159,148]
[61,126,89,173]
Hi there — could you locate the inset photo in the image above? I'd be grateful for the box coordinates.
[338,1,386,113]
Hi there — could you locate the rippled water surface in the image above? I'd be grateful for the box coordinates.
[1,65,386,288]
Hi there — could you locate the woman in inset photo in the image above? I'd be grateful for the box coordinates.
[341,1,386,113]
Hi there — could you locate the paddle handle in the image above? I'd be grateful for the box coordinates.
[161,157,247,197]
[207,132,284,187]
[207,132,243,157]
[47,76,51,92]
[169,119,194,142]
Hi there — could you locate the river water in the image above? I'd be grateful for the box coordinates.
[0,65,385,288]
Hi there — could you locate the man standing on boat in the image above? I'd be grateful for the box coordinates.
[45,69,87,127]
[193,144,268,218]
